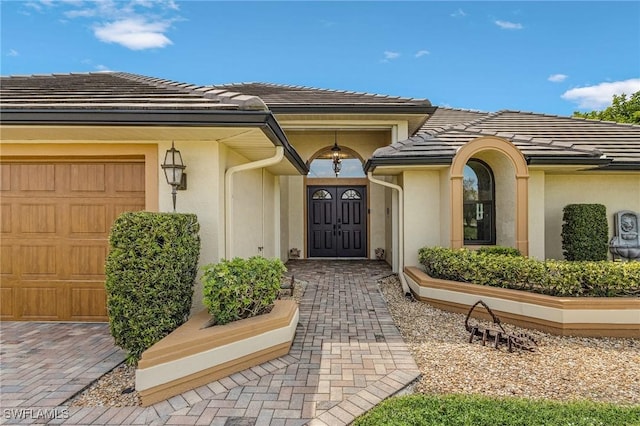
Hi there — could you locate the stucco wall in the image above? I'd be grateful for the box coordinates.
[544,173,640,259]
[402,170,442,267]
[528,170,545,259]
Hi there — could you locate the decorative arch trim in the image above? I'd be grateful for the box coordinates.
[450,136,529,255]
[306,145,364,168]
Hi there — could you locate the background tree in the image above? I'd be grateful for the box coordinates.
[573,91,640,124]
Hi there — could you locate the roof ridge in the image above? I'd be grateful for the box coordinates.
[213,81,431,105]
[497,109,640,128]
[113,73,268,111]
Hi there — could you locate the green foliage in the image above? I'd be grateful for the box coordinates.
[419,247,639,297]
[562,204,608,261]
[573,91,640,124]
[202,256,286,325]
[354,394,640,426]
[476,246,522,257]
[105,212,201,364]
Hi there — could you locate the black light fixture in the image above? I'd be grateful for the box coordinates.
[331,132,342,177]
[161,141,186,212]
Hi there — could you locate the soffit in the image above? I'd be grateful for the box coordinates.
[1,125,301,175]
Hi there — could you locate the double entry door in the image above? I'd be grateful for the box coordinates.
[307,186,367,257]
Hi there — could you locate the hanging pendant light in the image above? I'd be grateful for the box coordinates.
[331,131,342,177]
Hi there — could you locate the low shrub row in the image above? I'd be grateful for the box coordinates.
[418,247,640,297]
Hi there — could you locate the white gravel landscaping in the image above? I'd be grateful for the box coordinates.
[379,275,639,406]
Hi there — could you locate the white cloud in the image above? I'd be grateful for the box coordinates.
[7,49,19,57]
[495,20,523,30]
[561,78,640,109]
[23,0,180,50]
[451,8,467,18]
[94,18,173,50]
[548,74,568,83]
[383,51,400,60]
[95,64,111,71]
[415,50,430,58]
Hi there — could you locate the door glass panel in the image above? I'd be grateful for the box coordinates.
[463,160,495,244]
[341,189,361,200]
[312,189,332,200]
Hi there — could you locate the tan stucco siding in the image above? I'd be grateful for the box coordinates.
[528,171,545,259]
[402,170,442,267]
[369,182,386,259]
[544,173,640,260]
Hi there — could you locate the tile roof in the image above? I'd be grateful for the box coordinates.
[0,72,268,111]
[369,108,640,170]
[210,82,434,112]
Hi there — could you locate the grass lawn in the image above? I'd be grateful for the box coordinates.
[353,394,640,426]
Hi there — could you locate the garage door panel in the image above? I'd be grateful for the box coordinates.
[70,204,108,234]
[20,204,57,233]
[19,164,56,191]
[0,165,10,191]
[71,286,108,321]
[71,164,106,192]
[69,245,107,277]
[114,163,145,192]
[19,285,64,320]
[0,286,15,319]
[1,246,15,275]
[20,245,58,275]
[1,204,11,233]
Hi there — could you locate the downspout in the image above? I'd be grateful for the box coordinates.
[367,172,411,295]
[225,146,284,259]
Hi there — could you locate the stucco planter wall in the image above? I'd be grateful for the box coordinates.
[135,300,299,406]
[404,266,639,338]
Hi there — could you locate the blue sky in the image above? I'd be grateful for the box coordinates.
[2,1,639,116]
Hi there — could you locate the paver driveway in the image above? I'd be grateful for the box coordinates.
[0,260,420,425]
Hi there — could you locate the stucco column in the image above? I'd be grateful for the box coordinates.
[450,174,464,249]
[516,174,529,256]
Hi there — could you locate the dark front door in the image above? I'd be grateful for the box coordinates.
[308,186,367,257]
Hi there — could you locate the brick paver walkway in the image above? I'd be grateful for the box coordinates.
[0,260,420,425]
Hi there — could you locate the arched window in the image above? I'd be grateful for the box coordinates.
[463,159,495,244]
[311,189,332,200]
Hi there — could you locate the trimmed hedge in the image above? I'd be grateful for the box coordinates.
[202,256,286,326]
[476,246,522,257]
[105,212,201,364]
[419,247,639,297]
[562,204,608,261]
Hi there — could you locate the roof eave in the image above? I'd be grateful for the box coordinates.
[525,156,612,167]
[268,105,437,115]
[364,156,453,173]
[0,108,309,175]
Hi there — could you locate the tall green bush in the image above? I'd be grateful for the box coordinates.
[562,204,608,261]
[202,256,286,326]
[105,212,200,364]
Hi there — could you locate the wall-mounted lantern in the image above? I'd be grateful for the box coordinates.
[161,141,187,212]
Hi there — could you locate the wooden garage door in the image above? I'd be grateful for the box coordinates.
[0,160,145,321]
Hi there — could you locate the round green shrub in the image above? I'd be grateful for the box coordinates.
[202,256,286,325]
[105,212,200,364]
